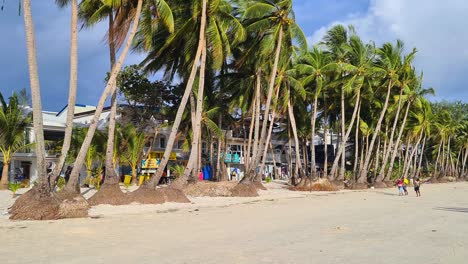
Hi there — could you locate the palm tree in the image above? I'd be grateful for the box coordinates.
[328,35,376,180]
[357,41,404,184]
[79,0,173,187]
[242,0,307,181]
[65,0,144,193]
[0,92,32,189]
[296,47,333,179]
[22,0,49,191]
[50,0,79,188]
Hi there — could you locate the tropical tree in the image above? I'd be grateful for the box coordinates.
[65,0,144,193]
[0,92,32,189]
[50,0,79,188]
[241,0,307,182]
[357,41,405,184]
[122,125,146,184]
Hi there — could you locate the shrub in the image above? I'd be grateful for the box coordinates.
[56,177,66,191]
[8,182,22,197]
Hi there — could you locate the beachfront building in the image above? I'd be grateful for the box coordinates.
[1,103,342,185]
[0,104,103,185]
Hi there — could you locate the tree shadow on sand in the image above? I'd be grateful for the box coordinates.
[434,207,468,213]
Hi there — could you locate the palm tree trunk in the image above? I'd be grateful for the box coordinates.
[462,148,468,177]
[245,75,259,173]
[373,136,381,182]
[377,89,404,182]
[310,94,319,179]
[415,135,426,178]
[358,80,393,183]
[353,102,361,175]
[339,84,346,180]
[216,115,223,181]
[103,10,119,185]
[287,100,304,177]
[184,36,207,181]
[330,89,361,178]
[23,0,48,191]
[250,72,262,173]
[259,110,276,181]
[245,26,283,181]
[385,98,411,180]
[323,108,328,179]
[403,131,423,179]
[65,0,143,193]
[148,0,207,189]
[1,161,10,188]
[434,141,442,176]
[50,0,78,188]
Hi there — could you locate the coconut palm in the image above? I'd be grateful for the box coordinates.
[22,0,49,191]
[65,0,144,193]
[78,0,173,186]
[49,0,79,188]
[241,0,307,181]
[357,41,405,184]
[0,92,32,189]
[296,47,334,179]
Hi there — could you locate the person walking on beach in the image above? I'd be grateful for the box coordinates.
[414,178,421,197]
[397,179,404,196]
[403,177,409,195]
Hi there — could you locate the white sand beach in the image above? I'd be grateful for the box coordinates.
[1,182,468,264]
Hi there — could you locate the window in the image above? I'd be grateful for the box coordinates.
[160,136,166,148]
[177,140,184,149]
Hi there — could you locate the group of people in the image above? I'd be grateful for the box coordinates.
[396,177,421,197]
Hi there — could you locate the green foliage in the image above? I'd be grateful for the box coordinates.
[170,164,185,178]
[265,176,272,183]
[8,182,21,196]
[56,176,66,191]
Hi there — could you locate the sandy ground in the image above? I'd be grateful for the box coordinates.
[1,181,468,264]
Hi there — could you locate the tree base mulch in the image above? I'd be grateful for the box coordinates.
[253,181,267,190]
[373,181,388,188]
[126,187,165,204]
[54,190,89,219]
[158,187,190,203]
[9,187,61,220]
[183,182,237,197]
[87,184,129,206]
[348,182,369,190]
[291,177,312,191]
[384,181,394,187]
[310,179,339,191]
[438,178,448,183]
[429,177,440,184]
[331,180,345,190]
[230,182,259,197]
[291,178,339,192]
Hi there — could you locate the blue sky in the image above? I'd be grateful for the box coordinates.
[0,0,467,111]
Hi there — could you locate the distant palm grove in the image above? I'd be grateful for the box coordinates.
[1,0,467,220]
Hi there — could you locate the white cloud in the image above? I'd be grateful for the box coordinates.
[307,0,468,102]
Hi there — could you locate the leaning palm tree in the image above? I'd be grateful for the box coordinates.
[65,0,144,193]
[0,92,32,189]
[137,0,209,190]
[357,41,405,185]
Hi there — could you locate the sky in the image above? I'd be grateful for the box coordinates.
[0,0,467,111]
